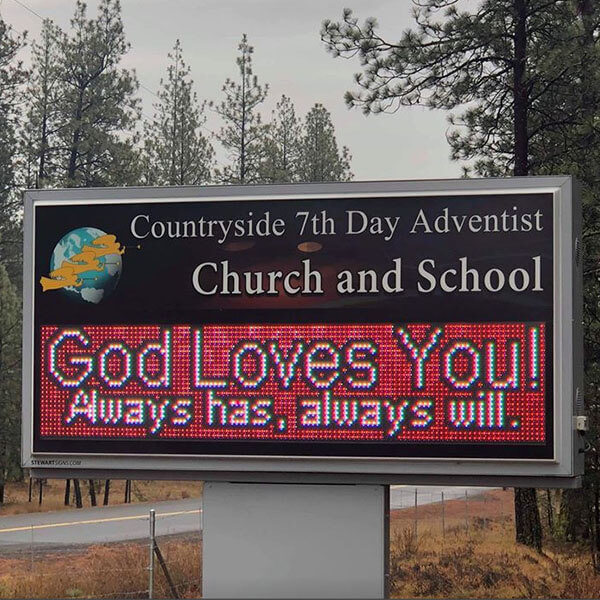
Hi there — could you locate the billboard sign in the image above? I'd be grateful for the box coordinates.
[23,177,583,484]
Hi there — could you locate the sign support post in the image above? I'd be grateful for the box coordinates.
[149,508,155,600]
[202,482,389,599]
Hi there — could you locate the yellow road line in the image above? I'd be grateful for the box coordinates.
[0,509,201,534]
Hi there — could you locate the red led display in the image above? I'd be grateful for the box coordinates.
[38,323,545,444]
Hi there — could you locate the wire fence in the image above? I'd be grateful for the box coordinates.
[0,496,203,599]
[388,485,519,549]
[0,484,520,599]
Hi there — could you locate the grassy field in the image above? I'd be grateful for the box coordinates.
[0,479,202,516]
[389,489,599,598]
[0,535,202,599]
[1,487,599,598]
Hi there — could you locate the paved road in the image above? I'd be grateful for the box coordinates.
[0,497,202,551]
[0,485,490,550]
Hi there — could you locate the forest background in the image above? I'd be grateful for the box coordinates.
[1,0,599,566]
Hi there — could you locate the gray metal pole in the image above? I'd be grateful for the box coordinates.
[383,485,390,600]
[149,509,156,599]
[465,490,469,533]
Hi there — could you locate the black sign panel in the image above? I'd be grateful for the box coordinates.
[32,191,555,461]
[35,194,552,322]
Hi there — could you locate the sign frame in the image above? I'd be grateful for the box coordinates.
[22,176,584,485]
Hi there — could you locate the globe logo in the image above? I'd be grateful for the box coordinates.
[40,227,124,304]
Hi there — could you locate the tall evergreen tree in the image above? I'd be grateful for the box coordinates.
[321,0,587,550]
[212,34,269,184]
[260,95,301,183]
[0,16,26,286]
[0,19,26,490]
[0,262,21,502]
[143,39,214,185]
[56,0,140,187]
[21,19,63,189]
[298,103,352,182]
[529,1,600,559]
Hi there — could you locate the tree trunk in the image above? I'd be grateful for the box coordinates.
[68,126,81,183]
[67,91,84,184]
[595,485,600,568]
[73,479,83,508]
[560,486,589,541]
[545,489,554,532]
[511,0,543,552]
[38,108,48,186]
[88,479,97,506]
[103,480,110,506]
[514,488,542,551]
[512,0,528,176]
[0,463,5,504]
[240,47,247,183]
[64,479,70,506]
[124,479,131,503]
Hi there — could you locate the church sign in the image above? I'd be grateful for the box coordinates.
[22,177,584,485]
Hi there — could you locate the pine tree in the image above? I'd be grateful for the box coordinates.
[20,19,63,189]
[143,39,214,185]
[321,0,575,179]
[298,103,352,182]
[574,1,600,558]
[0,17,25,203]
[212,34,269,184]
[528,1,600,558]
[260,95,301,183]
[321,0,587,551]
[0,20,26,490]
[0,262,21,502]
[0,16,26,286]
[56,0,140,187]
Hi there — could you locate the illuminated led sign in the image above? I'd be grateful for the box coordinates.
[23,178,583,481]
[39,322,546,457]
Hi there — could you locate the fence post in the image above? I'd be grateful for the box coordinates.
[149,509,156,599]
[30,525,34,572]
[414,488,418,538]
[441,491,445,538]
[155,541,180,599]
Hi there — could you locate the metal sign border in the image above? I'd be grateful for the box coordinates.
[22,176,583,482]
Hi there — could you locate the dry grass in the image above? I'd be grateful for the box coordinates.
[389,489,600,598]
[2,487,600,598]
[0,480,203,517]
[0,536,201,599]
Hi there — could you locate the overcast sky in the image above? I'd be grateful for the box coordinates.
[1,0,462,182]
